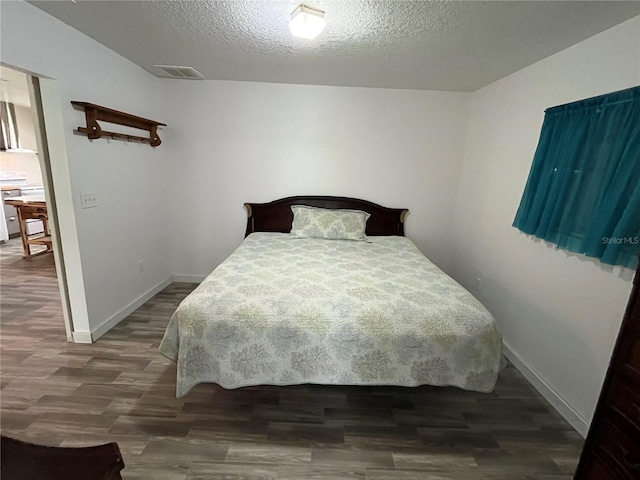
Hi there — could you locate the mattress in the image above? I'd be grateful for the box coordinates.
[160,232,502,396]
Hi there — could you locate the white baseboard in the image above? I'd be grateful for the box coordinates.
[72,331,92,344]
[89,277,173,342]
[502,342,589,437]
[172,274,205,283]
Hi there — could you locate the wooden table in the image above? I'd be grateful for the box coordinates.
[4,195,52,258]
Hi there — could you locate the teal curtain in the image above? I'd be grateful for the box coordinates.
[513,86,640,269]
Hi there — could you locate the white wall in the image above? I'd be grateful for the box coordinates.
[0,1,172,337]
[451,16,640,435]
[15,104,38,152]
[164,81,470,279]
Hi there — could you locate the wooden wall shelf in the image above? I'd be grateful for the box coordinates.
[71,101,166,147]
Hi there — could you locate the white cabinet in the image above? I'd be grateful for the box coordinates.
[3,189,21,237]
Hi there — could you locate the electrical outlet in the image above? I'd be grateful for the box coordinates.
[138,260,144,274]
[80,192,97,209]
[475,277,482,292]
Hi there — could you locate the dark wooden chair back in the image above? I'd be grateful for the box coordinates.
[1,435,124,480]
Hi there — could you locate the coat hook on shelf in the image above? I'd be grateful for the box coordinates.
[71,101,166,147]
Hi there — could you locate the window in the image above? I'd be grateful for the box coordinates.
[513,86,640,269]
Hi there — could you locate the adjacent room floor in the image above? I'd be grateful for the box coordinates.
[0,237,583,479]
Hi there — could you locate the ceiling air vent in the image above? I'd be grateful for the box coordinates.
[153,65,205,80]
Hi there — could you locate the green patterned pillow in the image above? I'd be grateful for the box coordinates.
[290,205,370,241]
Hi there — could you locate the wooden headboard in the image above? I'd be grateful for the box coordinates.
[244,196,409,237]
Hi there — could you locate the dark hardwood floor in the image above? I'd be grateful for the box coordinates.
[0,237,583,479]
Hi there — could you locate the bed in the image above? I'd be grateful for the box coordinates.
[160,196,502,397]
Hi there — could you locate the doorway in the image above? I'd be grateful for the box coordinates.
[0,65,74,341]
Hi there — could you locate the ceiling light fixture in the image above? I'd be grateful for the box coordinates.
[289,4,325,40]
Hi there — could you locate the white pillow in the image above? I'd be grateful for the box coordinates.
[290,205,370,241]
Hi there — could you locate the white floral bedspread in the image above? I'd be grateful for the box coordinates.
[160,233,502,396]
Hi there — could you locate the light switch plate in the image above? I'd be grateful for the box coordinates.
[80,192,97,209]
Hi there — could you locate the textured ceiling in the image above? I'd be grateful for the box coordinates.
[28,0,640,92]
